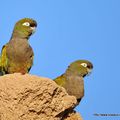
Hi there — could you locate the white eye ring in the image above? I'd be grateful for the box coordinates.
[81,63,87,67]
[22,22,30,26]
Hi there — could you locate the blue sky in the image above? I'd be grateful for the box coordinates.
[0,0,120,119]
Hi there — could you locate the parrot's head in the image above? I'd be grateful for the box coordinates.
[66,60,93,77]
[13,18,37,38]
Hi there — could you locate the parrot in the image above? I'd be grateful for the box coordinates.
[0,18,37,75]
[54,60,93,103]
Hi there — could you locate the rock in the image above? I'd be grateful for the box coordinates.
[63,110,83,120]
[0,73,82,120]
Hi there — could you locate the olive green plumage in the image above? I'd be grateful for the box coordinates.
[54,60,93,103]
[0,18,37,75]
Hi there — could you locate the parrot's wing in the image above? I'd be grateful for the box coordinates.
[0,44,33,74]
[0,44,8,74]
[27,54,34,72]
[54,74,66,87]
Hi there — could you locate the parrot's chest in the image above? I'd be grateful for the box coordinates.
[5,39,33,74]
[64,75,84,99]
[7,39,33,62]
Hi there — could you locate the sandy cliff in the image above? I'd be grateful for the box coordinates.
[0,73,82,120]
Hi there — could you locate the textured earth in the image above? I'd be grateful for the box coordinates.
[0,73,82,120]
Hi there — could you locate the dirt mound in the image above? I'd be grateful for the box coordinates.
[0,73,82,120]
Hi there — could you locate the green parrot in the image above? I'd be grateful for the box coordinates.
[0,18,37,75]
[54,60,93,103]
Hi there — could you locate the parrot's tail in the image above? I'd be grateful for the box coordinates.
[0,71,3,76]
[77,98,82,105]
[0,66,4,76]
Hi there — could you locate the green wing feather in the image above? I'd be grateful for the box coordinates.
[0,44,8,74]
[27,55,34,72]
[0,44,33,74]
[54,74,66,87]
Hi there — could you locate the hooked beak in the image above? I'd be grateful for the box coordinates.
[31,26,36,34]
[86,68,93,76]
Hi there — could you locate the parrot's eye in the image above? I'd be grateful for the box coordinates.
[81,63,87,67]
[22,22,30,26]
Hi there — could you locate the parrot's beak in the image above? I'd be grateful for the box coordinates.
[86,68,92,76]
[31,27,36,34]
